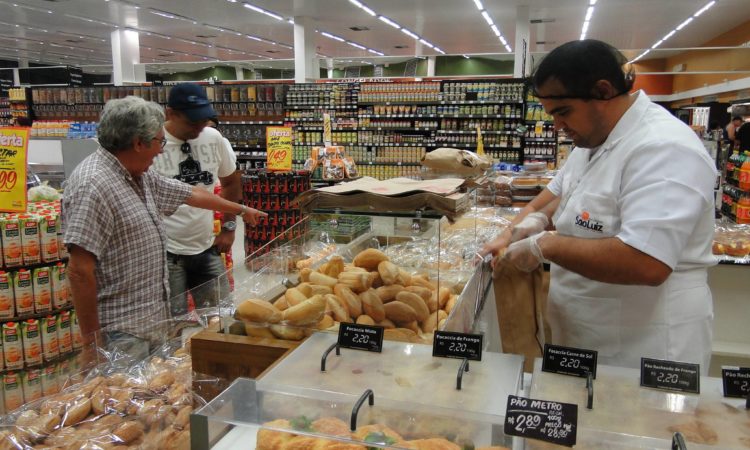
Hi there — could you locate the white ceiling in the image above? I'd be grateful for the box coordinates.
[0,0,748,74]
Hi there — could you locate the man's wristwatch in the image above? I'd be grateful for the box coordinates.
[221,221,237,232]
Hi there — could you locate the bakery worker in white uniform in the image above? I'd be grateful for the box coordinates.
[481,40,717,373]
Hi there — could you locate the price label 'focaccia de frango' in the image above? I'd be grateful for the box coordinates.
[0,128,29,213]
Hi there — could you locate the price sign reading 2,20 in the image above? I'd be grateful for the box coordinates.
[351,333,369,344]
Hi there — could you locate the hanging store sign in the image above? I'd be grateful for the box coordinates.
[266,126,293,172]
[0,127,29,213]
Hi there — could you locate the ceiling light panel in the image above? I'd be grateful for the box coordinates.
[346,1,445,55]
[579,1,596,40]
[631,0,716,62]
[470,0,512,52]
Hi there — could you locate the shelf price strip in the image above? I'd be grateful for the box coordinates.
[504,395,578,447]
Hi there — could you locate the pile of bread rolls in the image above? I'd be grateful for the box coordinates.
[0,348,193,450]
[257,416,508,450]
[236,248,460,343]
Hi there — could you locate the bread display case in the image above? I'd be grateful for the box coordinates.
[526,358,750,449]
[190,330,524,450]
[190,207,513,397]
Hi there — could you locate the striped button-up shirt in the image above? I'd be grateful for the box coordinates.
[63,148,192,340]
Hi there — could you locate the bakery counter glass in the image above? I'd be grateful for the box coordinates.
[208,207,514,345]
[526,358,750,449]
[190,337,522,450]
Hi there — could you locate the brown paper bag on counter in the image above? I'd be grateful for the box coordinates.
[493,264,550,373]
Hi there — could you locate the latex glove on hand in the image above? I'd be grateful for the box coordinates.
[479,211,549,265]
[510,211,549,242]
[495,231,551,273]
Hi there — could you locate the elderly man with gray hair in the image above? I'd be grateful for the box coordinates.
[63,96,265,356]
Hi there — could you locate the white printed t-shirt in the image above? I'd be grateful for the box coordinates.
[152,126,237,255]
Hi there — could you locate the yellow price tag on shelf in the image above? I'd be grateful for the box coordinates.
[266,126,293,172]
[475,125,485,156]
[0,127,29,213]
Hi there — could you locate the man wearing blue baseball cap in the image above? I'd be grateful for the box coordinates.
[152,82,241,317]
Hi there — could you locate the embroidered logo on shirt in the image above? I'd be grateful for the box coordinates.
[574,210,604,233]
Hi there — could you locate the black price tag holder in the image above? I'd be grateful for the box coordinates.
[542,344,598,378]
[433,331,484,391]
[432,331,483,361]
[672,432,688,450]
[640,358,700,394]
[504,395,578,447]
[321,323,384,372]
[542,344,598,410]
[721,366,750,409]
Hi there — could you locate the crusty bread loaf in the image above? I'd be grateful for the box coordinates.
[283,295,326,326]
[395,292,429,322]
[236,299,283,324]
[334,285,362,318]
[360,289,385,322]
[383,301,418,323]
[353,248,389,271]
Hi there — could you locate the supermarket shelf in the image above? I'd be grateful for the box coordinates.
[358,114,438,119]
[525,154,557,160]
[437,130,518,135]
[440,100,524,105]
[294,126,359,131]
[360,143,435,147]
[525,137,557,143]
[220,120,283,125]
[3,257,68,272]
[286,105,357,110]
[525,119,554,124]
[237,154,267,160]
[233,145,266,149]
[293,142,356,147]
[355,161,421,166]
[357,127,436,131]
[358,101,440,105]
[436,143,522,149]
[0,347,81,375]
[0,304,74,325]
[438,114,524,119]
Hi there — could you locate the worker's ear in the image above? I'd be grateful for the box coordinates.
[592,80,618,100]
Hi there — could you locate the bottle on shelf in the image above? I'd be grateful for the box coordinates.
[740,151,750,191]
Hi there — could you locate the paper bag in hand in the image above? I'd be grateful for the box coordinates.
[493,261,550,373]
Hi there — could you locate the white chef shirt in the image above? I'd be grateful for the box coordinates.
[152,126,237,255]
[546,90,717,271]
